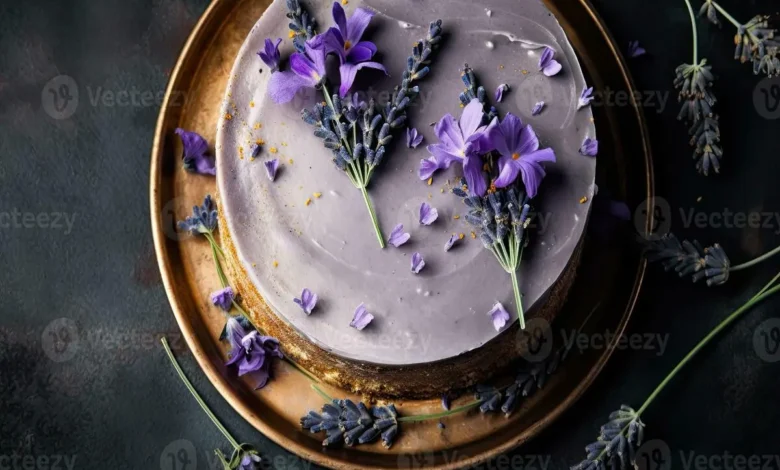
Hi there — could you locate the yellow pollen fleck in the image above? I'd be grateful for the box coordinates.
[341,0,348,4]
[499,64,505,69]
[512,152,521,160]
[273,260,279,267]
[428,193,432,199]
[459,103,465,108]
[314,192,322,199]
[344,40,352,50]
[458,233,465,240]
[440,188,444,193]
[253,123,261,129]
[470,231,477,239]
[249,101,255,108]
[579,196,588,204]
[453,215,460,220]
[250,157,255,162]
[589,117,596,123]
[483,162,490,171]
[269,147,278,153]
[282,142,288,146]
[224,112,233,121]
[305,198,312,206]
[521,69,529,75]
[288,30,296,38]
[427,177,433,186]
[288,158,294,164]
[256,138,265,145]
[252,263,257,267]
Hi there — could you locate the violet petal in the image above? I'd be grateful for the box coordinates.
[388,223,410,247]
[444,234,459,252]
[293,288,318,315]
[532,101,545,116]
[406,127,424,148]
[419,202,439,225]
[494,84,509,103]
[577,86,594,109]
[488,302,511,331]
[628,40,647,58]
[264,158,279,181]
[350,303,374,330]
[175,128,216,176]
[411,252,425,274]
[210,286,235,312]
[579,137,599,157]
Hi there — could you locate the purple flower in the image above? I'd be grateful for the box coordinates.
[494,84,509,103]
[538,47,562,77]
[258,38,282,72]
[532,101,545,116]
[628,40,646,58]
[225,317,283,389]
[577,86,594,109]
[264,158,279,181]
[317,3,386,97]
[488,302,511,331]
[411,252,425,274]
[293,288,318,315]
[441,394,451,410]
[489,113,556,198]
[422,99,495,196]
[579,137,599,157]
[388,223,410,247]
[419,202,438,225]
[444,234,459,252]
[350,303,374,330]
[210,287,235,312]
[406,127,424,148]
[175,128,216,176]
[268,41,326,104]
[239,453,262,469]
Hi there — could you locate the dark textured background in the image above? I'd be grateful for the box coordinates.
[1,0,780,469]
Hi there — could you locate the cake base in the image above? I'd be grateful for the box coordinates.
[219,205,583,398]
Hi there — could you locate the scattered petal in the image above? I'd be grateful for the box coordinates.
[411,252,425,274]
[293,288,318,315]
[538,47,562,77]
[579,137,599,157]
[264,158,279,181]
[488,302,511,331]
[350,303,374,330]
[406,127,424,148]
[258,37,283,72]
[628,40,646,58]
[531,101,545,116]
[388,224,411,247]
[441,394,451,410]
[175,128,216,176]
[577,86,594,109]
[419,202,438,225]
[444,234,459,252]
[494,84,509,102]
[210,287,235,311]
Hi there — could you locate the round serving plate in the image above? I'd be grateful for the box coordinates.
[149,0,654,468]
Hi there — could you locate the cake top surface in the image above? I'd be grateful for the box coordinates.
[216,0,596,365]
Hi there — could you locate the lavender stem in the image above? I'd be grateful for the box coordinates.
[360,186,385,248]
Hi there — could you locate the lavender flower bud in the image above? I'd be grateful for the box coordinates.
[364,148,375,166]
[353,143,364,161]
[477,86,486,103]
[314,128,337,141]
[412,66,430,81]
[332,94,343,115]
[396,96,410,111]
[332,154,347,171]
[459,93,470,107]
[480,232,494,248]
[373,146,386,167]
[391,116,406,128]
[406,56,415,72]
[339,147,352,163]
[378,123,391,145]
[386,107,397,123]
[345,107,358,123]
[370,114,382,131]
[302,108,320,125]
[465,213,482,227]
[324,139,341,150]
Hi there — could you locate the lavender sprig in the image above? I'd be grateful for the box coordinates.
[301,20,444,248]
[571,406,646,470]
[459,65,498,121]
[285,0,316,52]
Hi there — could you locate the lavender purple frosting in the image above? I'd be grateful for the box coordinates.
[215,0,597,365]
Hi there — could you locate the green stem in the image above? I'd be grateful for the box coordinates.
[360,186,385,248]
[709,1,742,29]
[635,282,780,416]
[731,245,780,272]
[285,357,319,382]
[311,383,334,402]
[683,0,699,64]
[397,401,481,422]
[161,337,241,451]
[509,270,525,330]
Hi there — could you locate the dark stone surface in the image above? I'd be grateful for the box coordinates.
[1,0,779,468]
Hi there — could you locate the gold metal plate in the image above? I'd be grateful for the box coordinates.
[149,0,654,467]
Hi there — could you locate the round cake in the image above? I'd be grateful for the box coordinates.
[216,0,596,398]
